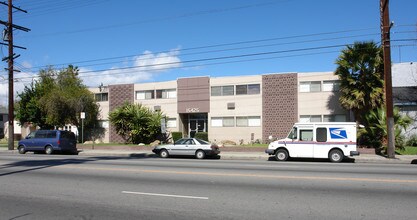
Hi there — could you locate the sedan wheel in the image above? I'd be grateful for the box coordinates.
[195,150,206,159]
[159,149,169,158]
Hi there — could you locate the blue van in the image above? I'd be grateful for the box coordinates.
[18,130,77,155]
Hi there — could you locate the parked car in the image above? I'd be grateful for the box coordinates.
[18,130,78,155]
[152,138,220,159]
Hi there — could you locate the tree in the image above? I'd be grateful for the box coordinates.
[109,102,164,144]
[360,107,412,151]
[334,41,384,125]
[15,65,99,140]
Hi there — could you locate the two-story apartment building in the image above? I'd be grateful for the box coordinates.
[91,71,349,144]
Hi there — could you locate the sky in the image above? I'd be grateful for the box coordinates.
[0,0,416,106]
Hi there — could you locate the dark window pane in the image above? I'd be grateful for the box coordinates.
[236,85,247,95]
[156,90,163,99]
[248,84,260,94]
[316,128,327,142]
[102,93,108,101]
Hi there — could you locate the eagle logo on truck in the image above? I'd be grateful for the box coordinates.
[329,128,348,139]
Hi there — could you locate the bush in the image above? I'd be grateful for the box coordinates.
[406,135,417,147]
[194,132,208,141]
[171,132,183,142]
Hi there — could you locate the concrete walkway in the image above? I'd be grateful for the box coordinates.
[1,147,416,164]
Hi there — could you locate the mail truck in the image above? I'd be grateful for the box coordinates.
[265,122,360,162]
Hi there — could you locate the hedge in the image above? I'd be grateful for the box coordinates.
[171,132,183,142]
[194,132,208,141]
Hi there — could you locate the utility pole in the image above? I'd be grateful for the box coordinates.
[380,0,395,158]
[1,0,29,150]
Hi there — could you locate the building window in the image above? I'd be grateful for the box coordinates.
[166,118,177,128]
[236,116,261,127]
[227,103,235,110]
[300,115,322,122]
[323,114,347,122]
[136,90,155,100]
[211,86,221,96]
[300,81,321,92]
[236,84,260,95]
[211,117,235,127]
[322,80,341,92]
[211,86,234,96]
[156,89,176,99]
[95,93,108,102]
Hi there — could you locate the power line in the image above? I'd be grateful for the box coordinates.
[15,0,290,33]
[1,43,348,83]
[22,28,387,72]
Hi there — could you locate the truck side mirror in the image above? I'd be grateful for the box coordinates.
[268,135,273,141]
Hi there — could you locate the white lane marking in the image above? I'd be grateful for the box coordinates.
[122,191,209,200]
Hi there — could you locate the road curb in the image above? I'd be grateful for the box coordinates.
[1,148,416,164]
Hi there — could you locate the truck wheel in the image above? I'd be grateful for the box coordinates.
[329,149,344,163]
[275,149,289,161]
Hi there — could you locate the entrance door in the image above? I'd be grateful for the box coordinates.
[187,114,208,138]
[189,119,206,138]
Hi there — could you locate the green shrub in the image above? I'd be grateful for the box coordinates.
[406,135,417,147]
[171,132,183,142]
[195,132,208,141]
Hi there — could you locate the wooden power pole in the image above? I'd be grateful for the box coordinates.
[380,0,395,158]
[1,0,29,150]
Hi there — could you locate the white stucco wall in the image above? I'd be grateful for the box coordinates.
[209,75,263,144]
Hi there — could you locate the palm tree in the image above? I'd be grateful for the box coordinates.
[362,107,412,151]
[334,41,384,125]
[109,102,164,144]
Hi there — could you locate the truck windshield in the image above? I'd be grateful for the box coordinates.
[287,127,297,139]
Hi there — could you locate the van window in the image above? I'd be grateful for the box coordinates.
[46,131,57,138]
[27,132,36,139]
[316,128,327,142]
[299,129,313,141]
[35,130,48,138]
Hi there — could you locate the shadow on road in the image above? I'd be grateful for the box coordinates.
[267,156,355,163]
[0,153,154,177]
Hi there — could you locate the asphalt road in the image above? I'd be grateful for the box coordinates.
[1,154,416,220]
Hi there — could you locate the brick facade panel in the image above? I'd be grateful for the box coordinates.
[262,73,298,141]
[109,84,134,143]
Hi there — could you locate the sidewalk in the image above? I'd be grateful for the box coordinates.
[1,147,416,164]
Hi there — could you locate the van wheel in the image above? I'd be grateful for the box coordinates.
[329,149,343,163]
[18,146,26,154]
[45,146,53,155]
[159,149,169,158]
[275,149,289,161]
[195,150,206,159]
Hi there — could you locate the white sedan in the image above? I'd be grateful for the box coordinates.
[152,138,220,159]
